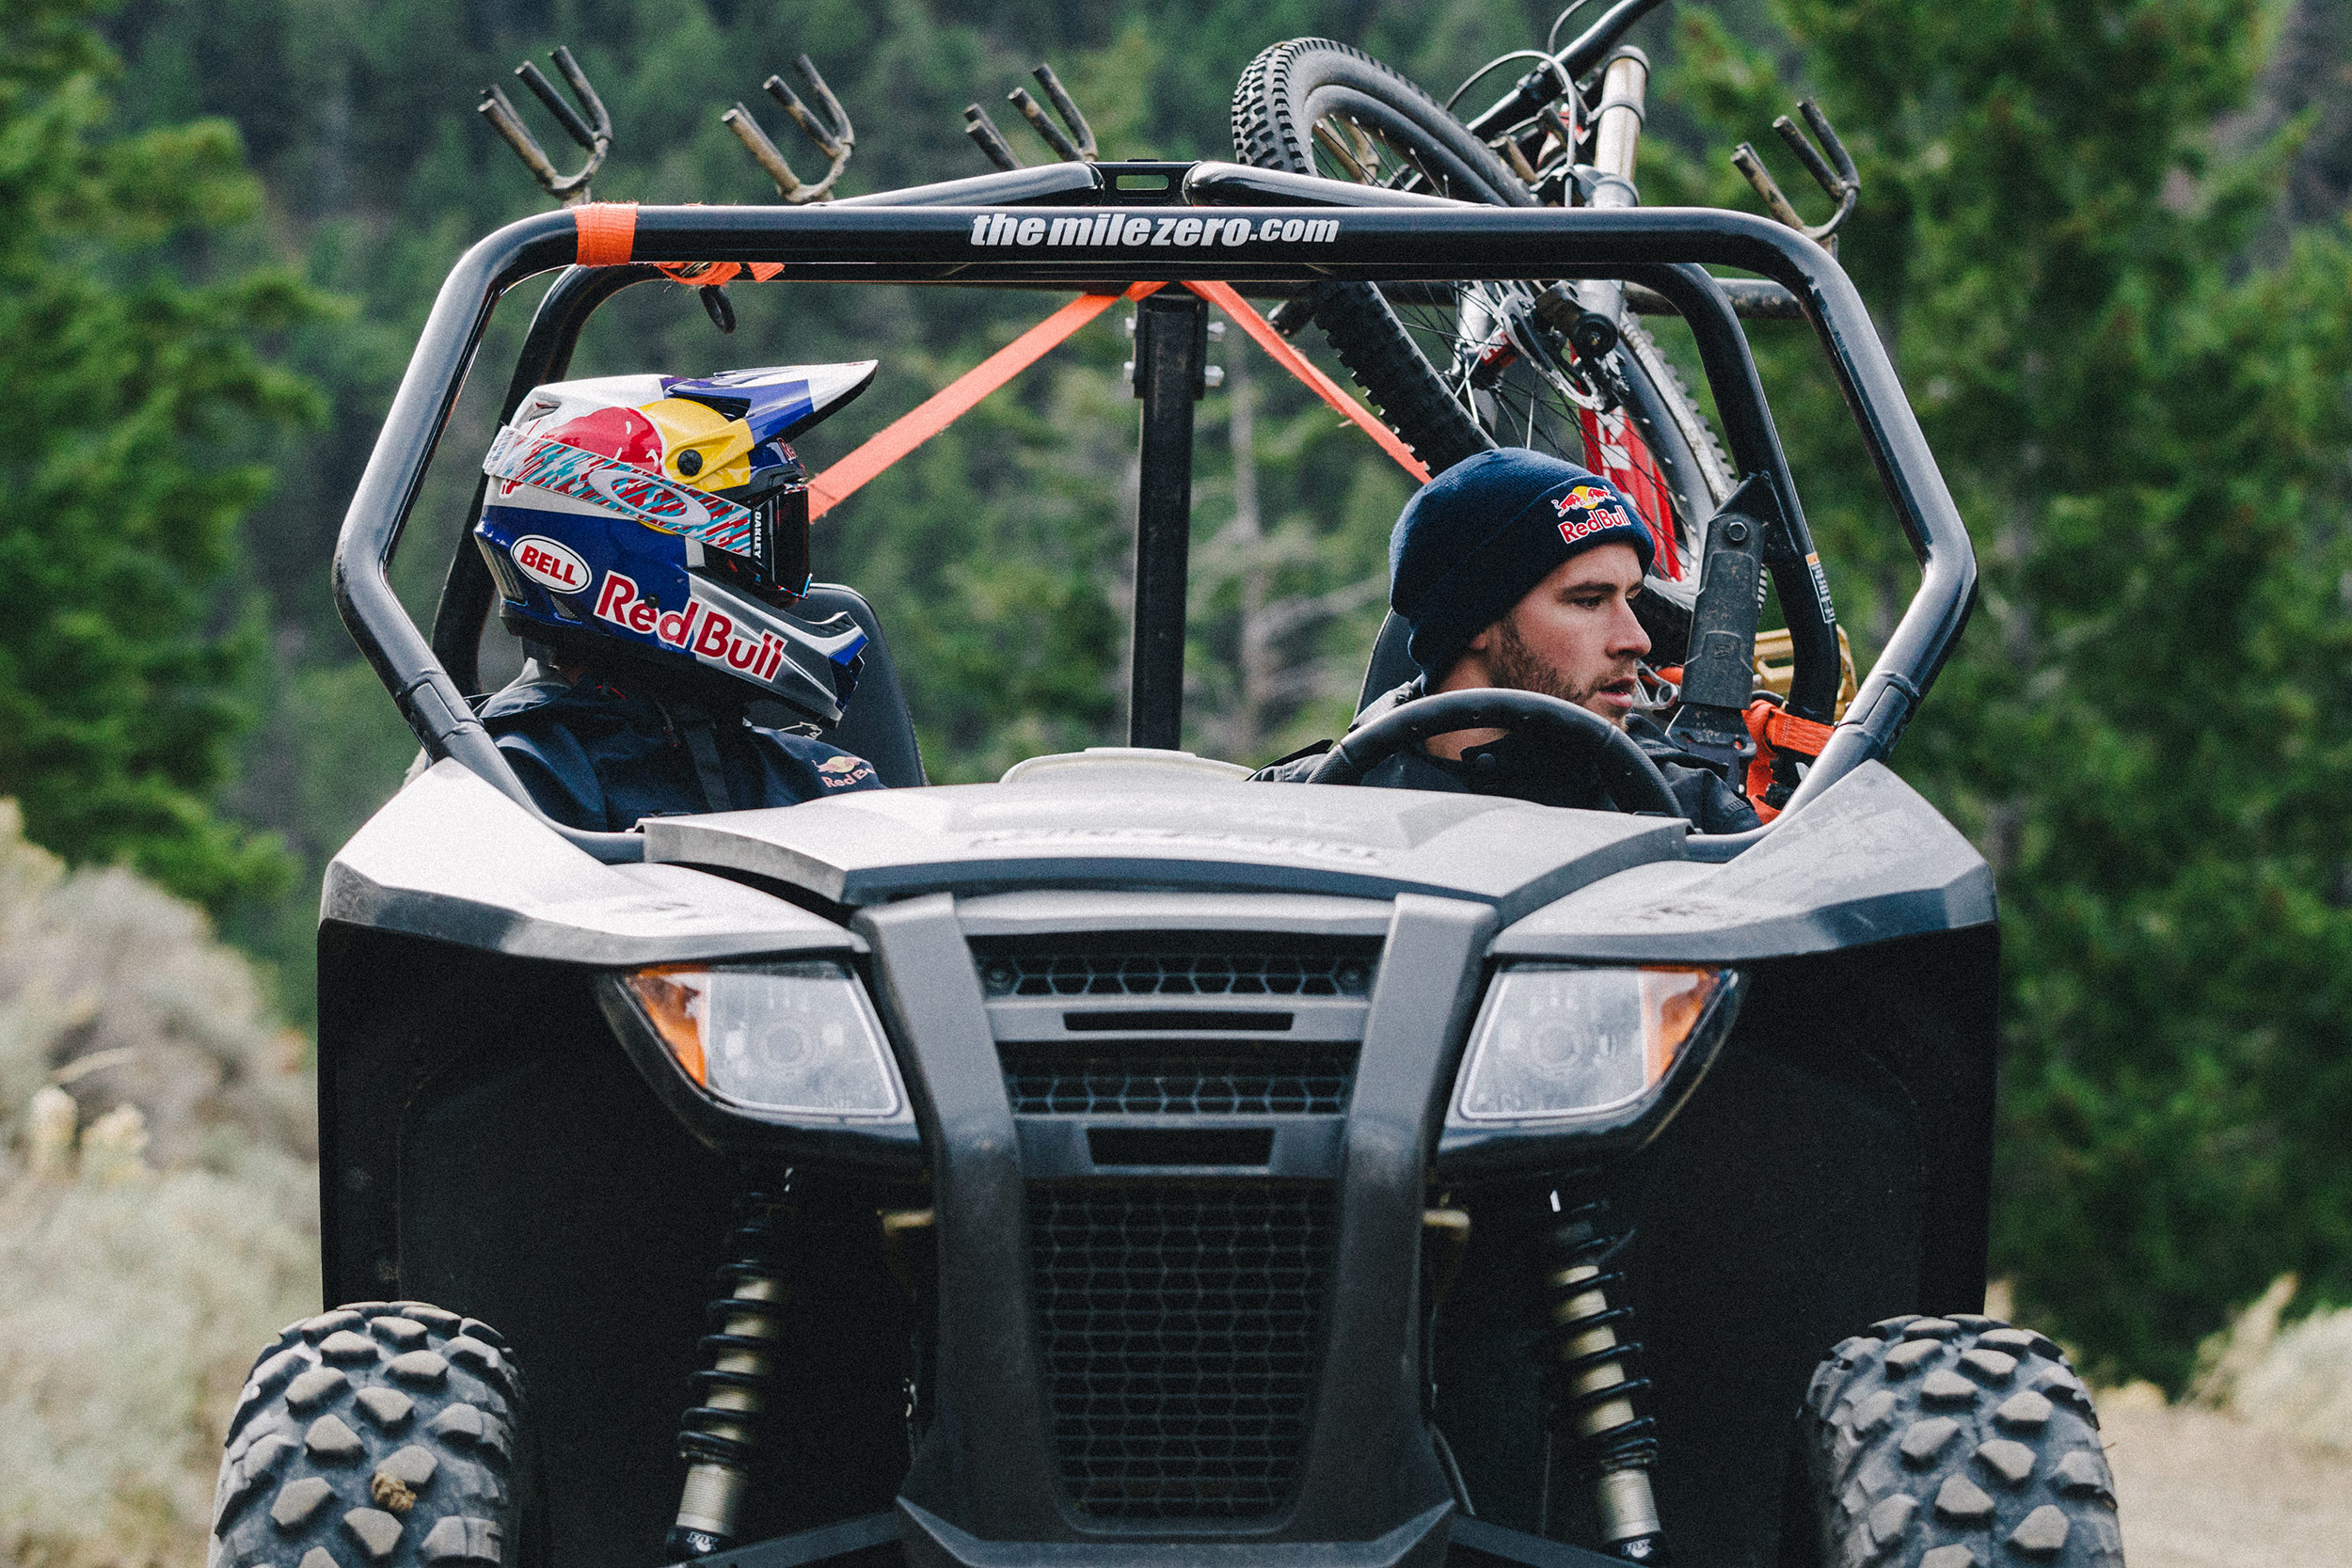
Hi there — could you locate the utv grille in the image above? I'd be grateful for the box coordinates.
[1027,1181,1335,1519]
[1001,1046,1358,1116]
[977,948,1374,1000]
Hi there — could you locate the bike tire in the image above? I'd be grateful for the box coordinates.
[1232,39,1526,475]
[1232,37,1734,654]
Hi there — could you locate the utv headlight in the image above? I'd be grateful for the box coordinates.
[602,960,906,1120]
[1455,965,1741,1122]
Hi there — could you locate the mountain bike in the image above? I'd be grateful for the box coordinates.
[1232,0,1855,665]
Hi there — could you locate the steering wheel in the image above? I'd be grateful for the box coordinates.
[1302,689,1681,816]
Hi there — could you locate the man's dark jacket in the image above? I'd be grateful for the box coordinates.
[1253,680,1760,834]
[480,665,883,832]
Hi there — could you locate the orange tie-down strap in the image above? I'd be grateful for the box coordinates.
[1749,701,1835,758]
[573,204,782,282]
[1183,280,1432,484]
[808,282,1164,518]
[1743,698,1838,822]
[806,281,1432,518]
[574,202,638,265]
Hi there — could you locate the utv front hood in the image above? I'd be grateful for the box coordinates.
[643,753,1686,922]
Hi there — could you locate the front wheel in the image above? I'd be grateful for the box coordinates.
[1798,1314,2125,1567]
[209,1301,531,1568]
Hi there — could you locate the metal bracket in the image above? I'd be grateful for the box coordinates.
[1665,474,1783,768]
[1731,98,1858,246]
[964,63,1098,171]
[723,55,854,203]
[477,46,611,206]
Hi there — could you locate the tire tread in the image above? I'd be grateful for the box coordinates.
[211,1302,523,1568]
[1801,1316,2123,1567]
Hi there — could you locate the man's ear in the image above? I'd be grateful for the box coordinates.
[1465,623,1495,654]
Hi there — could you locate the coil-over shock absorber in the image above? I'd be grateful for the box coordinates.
[1535,1192,1665,1563]
[667,1187,799,1560]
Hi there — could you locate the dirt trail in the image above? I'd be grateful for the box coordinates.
[2100,1396,2352,1567]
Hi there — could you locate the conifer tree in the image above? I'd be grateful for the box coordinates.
[1658,0,2352,1383]
[0,0,324,907]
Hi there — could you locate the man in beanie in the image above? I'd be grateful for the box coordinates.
[1257,448,1758,832]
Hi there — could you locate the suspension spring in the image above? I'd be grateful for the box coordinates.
[1535,1195,1666,1564]
[667,1189,799,1560]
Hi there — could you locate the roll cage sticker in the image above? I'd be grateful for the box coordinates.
[484,426,756,555]
[966,212,1341,248]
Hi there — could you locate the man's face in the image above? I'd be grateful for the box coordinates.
[1451,543,1651,726]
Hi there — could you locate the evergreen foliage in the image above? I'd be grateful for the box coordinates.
[19,0,2348,1383]
[1653,0,2352,1385]
[0,0,326,909]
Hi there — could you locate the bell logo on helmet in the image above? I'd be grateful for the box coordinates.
[509,535,590,594]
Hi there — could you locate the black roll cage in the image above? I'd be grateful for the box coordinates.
[336,161,1974,864]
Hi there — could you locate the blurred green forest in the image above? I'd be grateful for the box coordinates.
[8,0,2352,1387]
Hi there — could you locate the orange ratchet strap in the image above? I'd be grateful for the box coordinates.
[654,261,785,286]
[1185,279,1431,483]
[1743,698,1836,821]
[808,282,1163,518]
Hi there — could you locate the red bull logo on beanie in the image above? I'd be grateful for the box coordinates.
[1557,509,1633,546]
[1554,481,1633,546]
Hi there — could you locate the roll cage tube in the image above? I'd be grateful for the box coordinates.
[435,173,1838,728]
[337,165,1972,863]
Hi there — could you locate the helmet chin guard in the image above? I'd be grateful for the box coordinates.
[473,361,877,724]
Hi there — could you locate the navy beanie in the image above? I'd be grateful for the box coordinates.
[1389,448,1656,680]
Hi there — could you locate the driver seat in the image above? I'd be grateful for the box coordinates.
[1356,611,1418,716]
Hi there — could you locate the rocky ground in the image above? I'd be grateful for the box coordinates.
[2102,1391,2352,1567]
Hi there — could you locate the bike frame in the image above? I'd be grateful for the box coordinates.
[339,162,1973,863]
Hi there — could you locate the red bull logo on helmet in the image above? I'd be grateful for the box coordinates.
[592,569,794,681]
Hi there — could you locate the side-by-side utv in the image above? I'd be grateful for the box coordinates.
[202,157,2124,1568]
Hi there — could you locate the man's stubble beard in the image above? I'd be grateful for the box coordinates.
[1487,611,1632,728]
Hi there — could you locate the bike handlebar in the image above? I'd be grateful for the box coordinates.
[1462,0,1673,142]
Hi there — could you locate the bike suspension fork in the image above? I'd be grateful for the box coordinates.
[668,1186,800,1560]
[1535,1191,1666,1563]
[1560,47,1649,363]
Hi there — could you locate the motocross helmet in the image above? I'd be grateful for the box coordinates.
[475,362,877,726]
